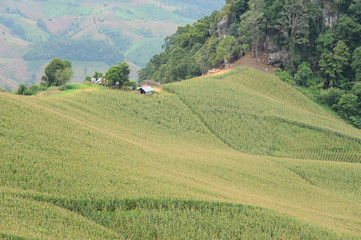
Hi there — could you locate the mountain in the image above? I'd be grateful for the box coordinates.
[139,0,361,129]
[0,0,224,90]
[1,67,361,239]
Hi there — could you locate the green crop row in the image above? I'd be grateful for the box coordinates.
[1,189,355,240]
[164,68,361,162]
[1,82,361,238]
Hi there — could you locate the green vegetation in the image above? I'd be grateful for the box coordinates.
[41,2,99,18]
[114,5,192,25]
[1,68,361,238]
[105,61,131,88]
[140,0,361,128]
[0,0,224,89]
[274,159,361,203]
[41,58,73,87]
[164,67,361,161]
[125,38,165,67]
[23,39,125,66]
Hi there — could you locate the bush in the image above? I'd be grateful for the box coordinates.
[319,88,344,107]
[294,62,315,87]
[23,89,32,96]
[274,69,295,85]
[16,84,27,95]
[335,93,359,120]
[0,88,5,92]
[350,116,361,128]
[28,85,39,95]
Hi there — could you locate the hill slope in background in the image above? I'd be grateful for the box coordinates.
[1,68,361,239]
[0,0,224,90]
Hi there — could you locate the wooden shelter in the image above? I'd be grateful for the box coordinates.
[138,85,154,95]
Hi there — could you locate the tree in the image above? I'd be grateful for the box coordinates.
[93,72,103,79]
[335,93,359,120]
[226,0,250,22]
[294,62,315,87]
[106,62,130,87]
[334,14,361,50]
[16,84,27,95]
[349,0,361,24]
[319,41,350,88]
[41,58,73,86]
[275,0,309,70]
[215,36,239,64]
[319,87,344,107]
[238,0,265,58]
[352,46,361,82]
[54,67,73,86]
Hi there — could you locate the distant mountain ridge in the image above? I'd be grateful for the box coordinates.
[0,0,224,90]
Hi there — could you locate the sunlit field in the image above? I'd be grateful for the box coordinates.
[1,67,361,239]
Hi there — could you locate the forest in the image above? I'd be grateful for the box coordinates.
[139,0,361,128]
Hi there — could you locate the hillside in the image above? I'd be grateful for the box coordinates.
[1,68,361,239]
[140,0,361,129]
[0,0,224,90]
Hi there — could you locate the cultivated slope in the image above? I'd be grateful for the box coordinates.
[1,69,361,239]
[165,67,361,161]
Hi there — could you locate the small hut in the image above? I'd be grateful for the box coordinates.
[138,85,154,95]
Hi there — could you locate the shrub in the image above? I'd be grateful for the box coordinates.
[274,69,295,85]
[28,85,39,95]
[294,62,315,87]
[319,88,344,107]
[335,93,359,120]
[16,84,27,95]
[23,89,32,96]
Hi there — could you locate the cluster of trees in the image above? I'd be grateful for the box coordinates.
[85,62,135,89]
[23,38,125,65]
[16,58,73,96]
[140,0,361,128]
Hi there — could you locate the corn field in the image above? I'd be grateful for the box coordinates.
[1,75,361,239]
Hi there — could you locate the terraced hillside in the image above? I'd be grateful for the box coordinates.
[1,68,361,239]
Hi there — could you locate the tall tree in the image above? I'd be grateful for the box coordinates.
[105,62,130,87]
[276,0,309,70]
[319,41,350,88]
[238,0,265,58]
[352,46,361,82]
[41,58,73,86]
[226,0,250,22]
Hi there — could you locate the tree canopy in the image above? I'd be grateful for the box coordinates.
[139,0,361,128]
[41,58,73,87]
[105,62,130,87]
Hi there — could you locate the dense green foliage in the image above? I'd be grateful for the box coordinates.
[41,58,73,87]
[105,62,131,87]
[140,0,361,127]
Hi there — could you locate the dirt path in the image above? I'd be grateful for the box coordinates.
[200,51,277,78]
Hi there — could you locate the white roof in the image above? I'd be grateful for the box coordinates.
[141,86,154,92]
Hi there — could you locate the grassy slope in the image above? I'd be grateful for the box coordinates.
[1,69,361,238]
[164,67,361,162]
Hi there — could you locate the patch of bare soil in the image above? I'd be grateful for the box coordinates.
[202,51,277,78]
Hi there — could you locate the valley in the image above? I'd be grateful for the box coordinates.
[0,0,224,90]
